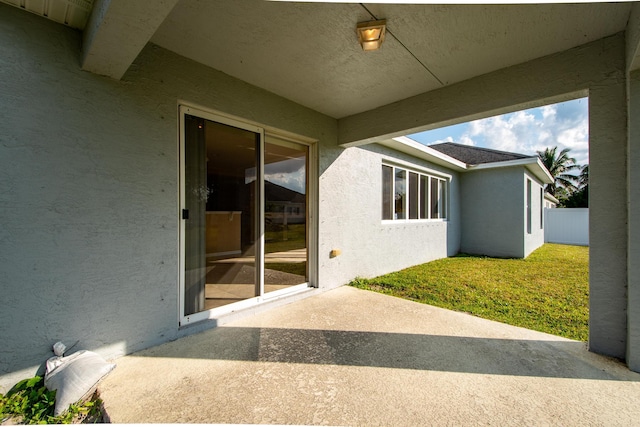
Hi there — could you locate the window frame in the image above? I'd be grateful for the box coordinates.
[540,187,544,229]
[178,103,319,326]
[526,178,532,234]
[381,162,450,223]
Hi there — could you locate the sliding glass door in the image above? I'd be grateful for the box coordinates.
[264,138,308,292]
[180,107,309,322]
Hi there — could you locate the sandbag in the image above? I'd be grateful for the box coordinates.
[44,347,115,416]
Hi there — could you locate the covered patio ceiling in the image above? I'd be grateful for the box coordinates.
[3,0,637,120]
[150,1,632,118]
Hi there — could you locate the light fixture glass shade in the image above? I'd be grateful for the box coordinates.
[361,28,382,42]
[361,40,380,51]
[357,19,386,51]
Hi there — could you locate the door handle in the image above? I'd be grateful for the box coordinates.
[182,209,189,220]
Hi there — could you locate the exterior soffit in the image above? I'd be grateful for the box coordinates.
[4,0,633,144]
[150,1,631,119]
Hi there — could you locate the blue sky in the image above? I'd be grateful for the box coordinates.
[408,97,589,167]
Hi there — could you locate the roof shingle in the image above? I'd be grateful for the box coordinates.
[429,142,534,165]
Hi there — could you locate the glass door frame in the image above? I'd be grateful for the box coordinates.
[178,104,316,326]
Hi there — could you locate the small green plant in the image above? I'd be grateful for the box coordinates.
[349,277,376,290]
[0,376,103,424]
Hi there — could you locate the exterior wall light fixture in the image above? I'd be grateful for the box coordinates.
[357,19,386,51]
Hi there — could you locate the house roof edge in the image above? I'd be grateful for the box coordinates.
[377,137,468,171]
[374,138,553,184]
[469,157,554,184]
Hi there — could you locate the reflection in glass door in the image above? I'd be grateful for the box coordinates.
[264,138,308,294]
[181,107,309,320]
[183,114,259,315]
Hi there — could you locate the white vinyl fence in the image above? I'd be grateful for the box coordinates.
[544,208,589,246]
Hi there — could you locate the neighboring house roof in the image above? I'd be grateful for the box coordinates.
[376,138,553,184]
[265,180,305,203]
[428,142,532,165]
[544,192,559,204]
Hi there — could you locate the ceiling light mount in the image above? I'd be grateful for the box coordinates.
[357,19,386,51]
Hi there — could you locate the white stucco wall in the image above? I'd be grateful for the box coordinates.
[459,166,536,258]
[0,4,462,391]
[523,169,546,258]
[0,4,339,390]
[317,143,460,286]
[458,166,545,258]
[587,42,628,360]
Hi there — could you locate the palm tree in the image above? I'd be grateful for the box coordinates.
[536,146,580,197]
[564,165,589,207]
[578,164,589,189]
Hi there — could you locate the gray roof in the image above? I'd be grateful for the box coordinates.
[429,142,534,165]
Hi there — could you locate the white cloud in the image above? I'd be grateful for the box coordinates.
[264,157,306,194]
[458,135,475,146]
[466,113,535,153]
[541,104,556,120]
[265,170,305,194]
[557,122,588,149]
[455,98,589,166]
[433,136,454,144]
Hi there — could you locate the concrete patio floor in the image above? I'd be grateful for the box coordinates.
[99,286,640,425]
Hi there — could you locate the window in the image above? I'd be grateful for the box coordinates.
[526,179,532,234]
[540,188,543,229]
[382,165,393,220]
[419,175,428,219]
[382,164,448,221]
[395,169,406,219]
[409,172,419,219]
[431,177,441,219]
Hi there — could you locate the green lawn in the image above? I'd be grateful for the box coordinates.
[265,223,306,253]
[265,262,306,277]
[349,244,589,341]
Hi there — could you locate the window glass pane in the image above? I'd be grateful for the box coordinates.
[409,172,419,219]
[264,139,308,292]
[540,188,544,229]
[527,179,532,234]
[419,175,428,219]
[382,165,393,220]
[430,177,439,219]
[395,169,406,219]
[439,179,447,219]
[185,116,259,314]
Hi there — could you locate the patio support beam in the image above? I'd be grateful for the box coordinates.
[337,34,621,148]
[82,0,179,80]
[587,51,628,360]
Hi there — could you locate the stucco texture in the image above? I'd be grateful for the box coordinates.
[459,167,544,258]
[317,143,460,287]
[0,0,636,388]
[0,4,336,390]
[0,3,460,390]
[628,70,640,370]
